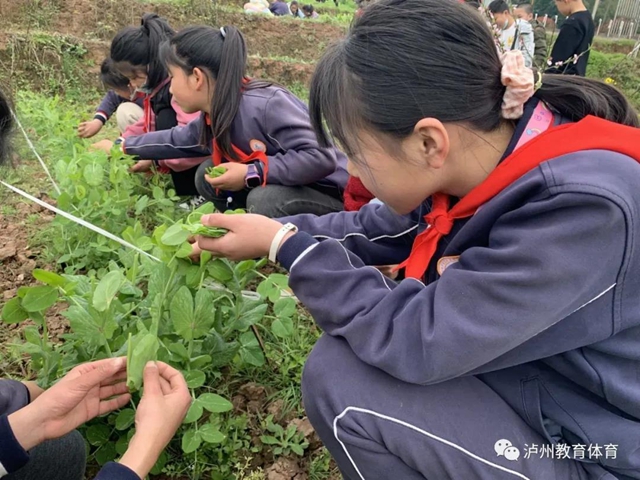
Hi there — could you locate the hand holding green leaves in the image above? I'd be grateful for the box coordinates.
[206,166,227,178]
[119,362,191,479]
[197,213,294,261]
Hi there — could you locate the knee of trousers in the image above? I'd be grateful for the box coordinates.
[194,159,215,199]
[245,185,289,218]
[302,335,356,426]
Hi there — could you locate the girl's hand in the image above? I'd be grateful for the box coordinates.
[91,139,114,153]
[22,381,45,402]
[119,362,191,479]
[130,160,153,173]
[78,119,103,139]
[197,213,288,261]
[8,358,130,451]
[205,162,248,192]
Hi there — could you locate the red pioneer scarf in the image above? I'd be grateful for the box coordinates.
[398,116,640,279]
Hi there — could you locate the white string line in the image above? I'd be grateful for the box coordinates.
[10,109,61,195]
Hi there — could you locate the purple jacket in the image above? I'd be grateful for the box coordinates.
[123,85,348,190]
[269,1,290,15]
[276,103,640,478]
[95,91,144,124]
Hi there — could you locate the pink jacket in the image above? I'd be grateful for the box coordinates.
[122,96,207,172]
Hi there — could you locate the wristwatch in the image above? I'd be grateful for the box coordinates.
[245,164,262,189]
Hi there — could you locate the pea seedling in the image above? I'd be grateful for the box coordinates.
[180,209,245,238]
[206,166,227,178]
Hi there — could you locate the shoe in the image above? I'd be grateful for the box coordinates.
[178,195,208,211]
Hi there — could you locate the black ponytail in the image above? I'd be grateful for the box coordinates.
[161,25,271,161]
[0,88,14,167]
[110,13,175,89]
[310,0,638,157]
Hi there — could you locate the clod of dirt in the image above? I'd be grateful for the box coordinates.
[0,241,17,261]
[247,400,264,415]
[266,457,307,480]
[3,288,17,300]
[232,394,247,413]
[289,417,322,450]
[267,399,285,420]
[239,382,267,401]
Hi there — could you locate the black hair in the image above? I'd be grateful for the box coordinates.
[161,25,271,161]
[515,2,534,15]
[310,0,638,159]
[488,0,510,14]
[0,88,14,167]
[110,13,175,90]
[464,0,481,9]
[302,4,315,14]
[99,58,130,90]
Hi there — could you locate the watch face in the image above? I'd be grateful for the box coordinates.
[247,175,261,188]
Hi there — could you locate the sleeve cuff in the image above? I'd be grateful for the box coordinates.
[94,462,141,480]
[94,112,108,124]
[277,231,318,271]
[0,415,30,476]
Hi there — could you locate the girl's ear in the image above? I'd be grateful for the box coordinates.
[192,67,207,90]
[412,118,450,170]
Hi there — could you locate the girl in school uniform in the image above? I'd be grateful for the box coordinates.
[194,0,640,478]
[120,25,347,218]
[93,14,207,203]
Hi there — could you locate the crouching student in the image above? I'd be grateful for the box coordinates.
[93,14,207,203]
[193,1,640,479]
[120,25,347,217]
[78,58,145,139]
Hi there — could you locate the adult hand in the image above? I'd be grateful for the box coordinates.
[196,213,291,261]
[119,362,191,479]
[78,119,104,139]
[91,139,114,154]
[188,237,203,263]
[130,160,153,173]
[8,357,129,451]
[205,162,248,192]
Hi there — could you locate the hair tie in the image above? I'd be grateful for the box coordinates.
[220,27,226,39]
[500,50,535,120]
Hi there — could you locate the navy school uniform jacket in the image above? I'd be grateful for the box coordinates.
[276,101,640,479]
[121,84,349,192]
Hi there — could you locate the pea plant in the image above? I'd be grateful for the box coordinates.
[5,94,301,476]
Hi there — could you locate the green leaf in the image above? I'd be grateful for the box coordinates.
[83,163,104,187]
[182,429,202,453]
[170,286,195,341]
[274,297,297,318]
[115,408,135,430]
[63,306,101,344]
[199,424,226,444]
[260,435,280,445]
[233,300,267,331]
[207,259,234,283]
[2,298,29,324]
[161,222,190,246]
[126,333,159,391]
[239,332,265,367]
[93,271,124,312]
[152,186,165,200]
[176,241,194,258]
[183,401,203,424]
[192,288,215,339]
[21,286,58,312]
[272,317,294,338]
[198,393,233,413]
[190,355,212,369]
[115,434,129,455]
[184,370,206,388]
[86,424,111,446]
[291,443,305,456]
[147,263,172,300]
[32,269,67,288]
[135,195,149,215]
[95,441,117,465]
[167,342,189,359]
